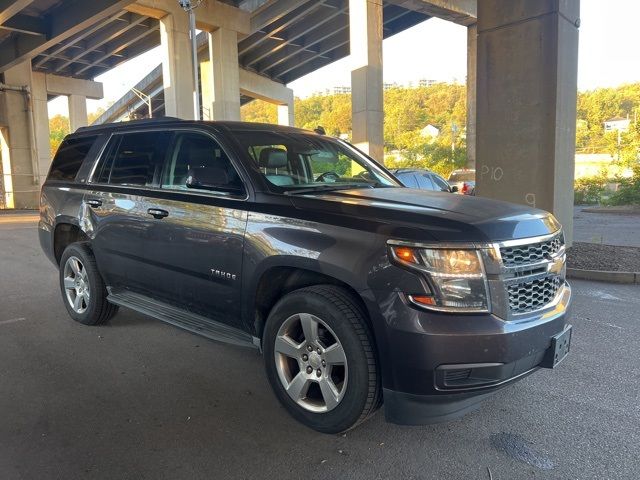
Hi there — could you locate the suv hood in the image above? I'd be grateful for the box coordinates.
[289,187,561,243]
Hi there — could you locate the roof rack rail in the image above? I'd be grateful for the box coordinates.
[76,116,184,133]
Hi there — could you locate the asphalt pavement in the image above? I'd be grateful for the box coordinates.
[1,214,639,480]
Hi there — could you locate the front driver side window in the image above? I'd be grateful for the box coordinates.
[162,132,244,195]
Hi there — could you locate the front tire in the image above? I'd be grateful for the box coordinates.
[263,285,381,433]
[59,243,118,326]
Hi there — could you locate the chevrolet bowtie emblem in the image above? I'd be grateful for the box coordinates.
[547,256,565,275]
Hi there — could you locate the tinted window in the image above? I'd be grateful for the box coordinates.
[97,131,171,186]
[431,174,450,191]
[395,172,418,188]
[416,174,436,190]
[162,132,243,194]
[48,136,98,181]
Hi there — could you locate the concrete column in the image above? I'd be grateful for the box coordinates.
[349,0,384,162]
[208,27,241,121]
[476,0,580,244]
[466,23,477,169]
[277,90,294,126]
[2,61,40,208]
[200,59,214,120]
[159,11,195,119]
[0,128,13,209]
[31,72,50,184]
[68,94,88,131]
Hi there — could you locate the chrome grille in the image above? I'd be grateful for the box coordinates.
[500,234,563,267]
[507,276,563,314]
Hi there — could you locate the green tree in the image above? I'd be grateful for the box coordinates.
[49,115,69,158]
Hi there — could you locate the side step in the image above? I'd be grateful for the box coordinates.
[107,289,258,349]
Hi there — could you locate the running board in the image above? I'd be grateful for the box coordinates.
[107,289,259,349]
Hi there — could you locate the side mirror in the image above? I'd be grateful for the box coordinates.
[450,185,459,193]
[186,167,244,195]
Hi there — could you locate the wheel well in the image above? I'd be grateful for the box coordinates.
[254,267,372,338]
[53,223,89,264]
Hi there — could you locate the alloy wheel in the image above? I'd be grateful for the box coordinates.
[63,256,90,314]
[274,313,348,413]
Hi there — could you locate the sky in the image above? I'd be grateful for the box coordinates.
[50,0,640,117]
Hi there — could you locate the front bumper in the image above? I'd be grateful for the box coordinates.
[363,282,572,425]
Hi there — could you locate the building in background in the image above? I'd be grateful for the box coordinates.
[604,116,631,133]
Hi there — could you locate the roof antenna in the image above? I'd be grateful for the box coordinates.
[314,126,326,135]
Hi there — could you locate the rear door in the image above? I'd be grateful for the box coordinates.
[135,129,248,325]
[86,130,172,291]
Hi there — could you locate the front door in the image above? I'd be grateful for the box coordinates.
[138,130,248,325]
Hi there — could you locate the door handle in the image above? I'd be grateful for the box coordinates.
[147,208,169,219]
[86,199,102,208]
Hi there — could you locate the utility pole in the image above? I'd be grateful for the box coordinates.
[178,0,202,120]
[451,122,458,162]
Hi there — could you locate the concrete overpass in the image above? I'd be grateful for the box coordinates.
[0,0,579,242]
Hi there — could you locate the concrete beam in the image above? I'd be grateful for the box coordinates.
[0,0,34,25]
[0,0,136,73]
[54,12,150,72]
[33,11,126,69]
[238,68,294,126]
[384,0,476,26]
[45,74,104,100]
[250,0,307,33]
[194,0,250,36]
[129,0,250,35]
[0,13,47,36]
[238,69,289,103]
[350,0,384,162]
[475,0,579,244]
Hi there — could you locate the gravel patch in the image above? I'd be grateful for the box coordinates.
[567,242,640,272]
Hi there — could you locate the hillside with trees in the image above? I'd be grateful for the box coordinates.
[241,82,468,176]
[46,84,639,203]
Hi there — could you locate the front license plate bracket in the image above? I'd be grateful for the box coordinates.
[540,325,572,369]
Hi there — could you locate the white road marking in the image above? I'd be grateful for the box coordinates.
[0,317,27,326]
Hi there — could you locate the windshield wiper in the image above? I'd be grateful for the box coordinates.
[284,183,375,195]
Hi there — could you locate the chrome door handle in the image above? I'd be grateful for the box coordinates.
[147,208,169,219]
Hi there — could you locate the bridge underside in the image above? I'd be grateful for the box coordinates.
[0,0,579,245]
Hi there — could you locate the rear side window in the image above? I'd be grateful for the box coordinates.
[396,172,418,188]
[48,136,98,181]
[96,131,172,186]
[416,174,435,190]
[432,174,450,191]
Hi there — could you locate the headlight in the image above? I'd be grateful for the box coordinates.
[389,244,489,312]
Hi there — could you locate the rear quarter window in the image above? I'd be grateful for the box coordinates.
[48,136,98,181]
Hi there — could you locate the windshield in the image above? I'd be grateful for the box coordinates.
[234,131,400,192]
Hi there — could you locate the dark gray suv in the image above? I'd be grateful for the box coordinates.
[39,118,572,433]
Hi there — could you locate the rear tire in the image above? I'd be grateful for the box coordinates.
[263,285,381,433]
[59,243,118,326]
